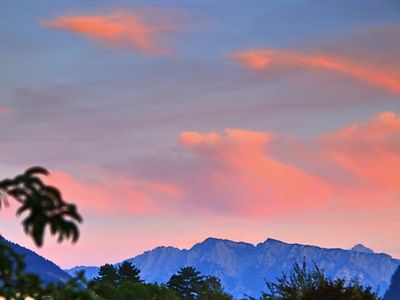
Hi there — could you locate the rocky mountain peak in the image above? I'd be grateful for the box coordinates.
[351,244,374,254]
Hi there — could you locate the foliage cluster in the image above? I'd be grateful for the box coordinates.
[0,167,92,299]
[258,262,379,300]
[89,264,232,300]
[89,261,173,300]
[167,266,232,300]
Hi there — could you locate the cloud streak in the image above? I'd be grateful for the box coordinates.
[178,129,331,216]
[0,107,10,115]
[173,112,400,218]
[46,112,400,219]
[42,10,180,55]
[13,112,400,265]
[231,49,400,94]
[44,171,183,216]
[319,111,400,189]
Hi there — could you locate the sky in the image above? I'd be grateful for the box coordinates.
[1,0,400,268]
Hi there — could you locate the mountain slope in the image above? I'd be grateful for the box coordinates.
[66,265,101,280]
[67,237,399,298]
[1,236,71,283]
[385,265,400,300]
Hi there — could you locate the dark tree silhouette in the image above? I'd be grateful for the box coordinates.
[168,266,205,299]
[201,275,232,300]
[95,264,119,285]
[118,261,142,284]
[261,261,379,300]
[0,166,82,246]
[0,167,96,299]
[167,266,232,300]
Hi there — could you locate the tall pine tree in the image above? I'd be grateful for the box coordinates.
[95,264,118,285]
[118,261,142,284]
[167,266,204,300]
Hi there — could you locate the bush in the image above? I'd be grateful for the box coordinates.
[261,261,379,300]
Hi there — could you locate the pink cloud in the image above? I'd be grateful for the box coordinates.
[7,112,400,266]
[319,111,400,191]
[178,128,332,217]
[0,107,10,115]
[173,112,400,218]
[231,49,400,94]
[41,10,180,55]
[44,171,183,216]
[35,112,400,221]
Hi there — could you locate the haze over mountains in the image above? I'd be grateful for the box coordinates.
[66,237,400,299]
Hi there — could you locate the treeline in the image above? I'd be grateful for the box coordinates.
[0,247,385,300]
[87,262,232,300]
[84,261,380,300]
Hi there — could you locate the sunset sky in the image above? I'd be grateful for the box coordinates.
[1,0,400,268]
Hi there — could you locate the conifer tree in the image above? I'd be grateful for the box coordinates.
[201,275,232,300]
[168,266,205,299]
[95,264,118,285]
[167,266,233,300]
[118,261,142,284]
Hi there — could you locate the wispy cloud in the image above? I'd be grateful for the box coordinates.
[178,129,331,217]
[44,170,183,216]
[319,111,400,189]
[171,112,400,218]
[231,49,400,94]
[0,107,10,115]
[53,112,400,219]
[41,10,180,55]
[6,112,400,266]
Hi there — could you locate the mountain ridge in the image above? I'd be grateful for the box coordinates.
[66,237,399,298]
[0,236,72,283]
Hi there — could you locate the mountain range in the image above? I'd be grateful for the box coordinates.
[66,237,400,299]
[0,236,71,283]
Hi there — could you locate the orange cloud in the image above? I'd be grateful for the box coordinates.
[5,112,397,267]
[319,111,400,190]
[179,128,331,217]
[7,113,400,266]
[42,10,179,55]
[231,49,400,93]
[44,171,183,216]
[175,111,400,218]
[179,131,220,147]
[36,112,400,220]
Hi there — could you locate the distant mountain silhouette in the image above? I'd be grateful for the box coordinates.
[0,236,71,283]
[66,237,399,299]
[385,265,400,300]
[66,265,100,280]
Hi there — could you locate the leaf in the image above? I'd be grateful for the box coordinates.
[2,166,82,248]
[24,166,49,177]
